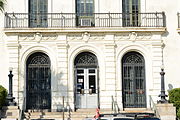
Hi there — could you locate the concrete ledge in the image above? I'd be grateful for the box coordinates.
[156,103,176,120]
[1,106,19,120]
[4,27,166,34]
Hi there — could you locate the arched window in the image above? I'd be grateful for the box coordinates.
[29,0,48,27]
[76,0,95,26]
[122,51,146,108]
[122,0,140,26]
[74,52,98,67]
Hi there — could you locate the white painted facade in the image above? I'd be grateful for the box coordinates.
[0,0,179,111]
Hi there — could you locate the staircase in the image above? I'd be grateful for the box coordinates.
[24,108,154,120]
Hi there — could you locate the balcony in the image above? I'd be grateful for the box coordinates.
[5,12,166,28]
[4,12,166,34]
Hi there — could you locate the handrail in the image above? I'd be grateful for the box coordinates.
[67,102,72,120]
[63,97,72,120]
[18,97,25,120]
[62,96,65,120]
[111,96,120,114]
[149,95,160,118]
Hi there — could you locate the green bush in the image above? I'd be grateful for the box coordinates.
[177,108,180,119]
[0,85,7,108]
[169,88,180,119]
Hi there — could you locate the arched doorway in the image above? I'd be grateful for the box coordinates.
[26,52,51,110]
[74,52,99,109]
[122,51,146,108]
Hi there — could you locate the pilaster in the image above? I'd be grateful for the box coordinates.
[151,34,163,99]
[102,34,116,108]
[52,34,69,111]
[6,35,20,104]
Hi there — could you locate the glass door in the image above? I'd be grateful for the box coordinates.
[75,68,98,108]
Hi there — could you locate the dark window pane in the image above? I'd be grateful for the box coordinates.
[122,0,140,26]
[77,75,84,94]
[29,0,48,27]
[89,69,95,73]
[76,0,94,13]
[89,75,96,93]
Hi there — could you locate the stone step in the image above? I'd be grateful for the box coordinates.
[1,119,18,120]
[24,108,154,120]
[2,106,19,110]
[25,113,94,118]
[122,108,154,114]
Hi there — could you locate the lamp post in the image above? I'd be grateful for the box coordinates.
[6,67,16,106]
[158,65,168,103]
[158,42,168,103]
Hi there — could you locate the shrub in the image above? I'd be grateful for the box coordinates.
[0,85,7,108]
[177,108,180,119]
[169,88,180,119]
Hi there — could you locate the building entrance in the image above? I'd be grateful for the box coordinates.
[74,52,99,109]
[26,52,51,110]
[122,52,146,108]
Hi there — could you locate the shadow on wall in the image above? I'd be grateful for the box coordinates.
[162,31,169,37]
[52,71,71,112]
[20,70,72,112]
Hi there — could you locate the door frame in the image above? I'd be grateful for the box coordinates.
[75,68,98,109]
[73,52,99,110]
[74,67,100,110]
[122,51,146,108]
[26,52,51,110]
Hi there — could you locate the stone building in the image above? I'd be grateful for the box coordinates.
[0,0,179,113]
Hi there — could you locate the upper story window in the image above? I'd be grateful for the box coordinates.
[122,0,140,27]
[29,0,48,27]
[76,0,95,26]
[76,0,94,14]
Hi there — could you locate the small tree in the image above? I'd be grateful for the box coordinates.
[169,88,180,119]
[0,85,7,108]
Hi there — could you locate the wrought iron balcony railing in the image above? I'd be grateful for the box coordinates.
[5,12,166,28]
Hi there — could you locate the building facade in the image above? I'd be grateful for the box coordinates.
[0,0,180,111]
